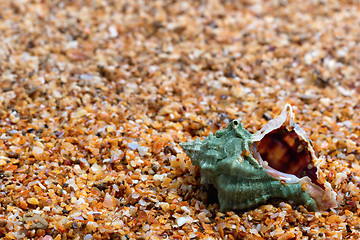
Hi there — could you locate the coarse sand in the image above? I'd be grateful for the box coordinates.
[0,0,359,239]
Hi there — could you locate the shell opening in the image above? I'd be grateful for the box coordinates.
[255,126,322,188]
[250,104,337,210]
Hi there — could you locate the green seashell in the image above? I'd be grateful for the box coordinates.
[180,104,337,212]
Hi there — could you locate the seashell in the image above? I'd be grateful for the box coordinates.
[180,104,337,211]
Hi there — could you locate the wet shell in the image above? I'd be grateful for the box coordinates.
[180,104,337,211]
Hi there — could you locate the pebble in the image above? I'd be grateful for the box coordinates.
[0,159,6,166]
[23,212,48,230]
[103,193,115,208]
[41,236,53,240]
[176,216,193,227]
[0,219,7,227]
[27,198,39,205]
[84,234,93,240]
[127,142,139,150]
[138,146,149,156]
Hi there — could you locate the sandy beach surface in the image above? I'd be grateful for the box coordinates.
[0,0,359,239]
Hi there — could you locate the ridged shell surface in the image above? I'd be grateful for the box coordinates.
[180,120,317,211]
